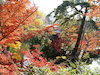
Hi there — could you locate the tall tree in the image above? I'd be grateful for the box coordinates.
[72,7,87,56]
[47,0,99,58]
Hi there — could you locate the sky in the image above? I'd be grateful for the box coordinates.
[32,0,63,15]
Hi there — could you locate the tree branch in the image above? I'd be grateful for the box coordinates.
[0,8,38,41]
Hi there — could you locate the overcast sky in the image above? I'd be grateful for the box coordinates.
[33,0,63,15]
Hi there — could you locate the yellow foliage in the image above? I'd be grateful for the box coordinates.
[8,43,16,48]
[56,56,61,59]
[56,56,66,59]
[61,56,66,59]
[7,41,22,61]
[12,52,22,61]
[59,66,62,70]
[34,19,43,26]
[15,41,22,48]
[8,41,22,49]
[30,27,39,31]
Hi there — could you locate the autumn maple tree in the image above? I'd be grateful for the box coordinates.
[0,0,38,47]
[0,0,38,74]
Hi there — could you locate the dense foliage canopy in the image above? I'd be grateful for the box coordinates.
[0,0,100,75]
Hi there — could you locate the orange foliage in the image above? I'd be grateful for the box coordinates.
[79,0,100,54]
[21,45,60,71]
[0,0,37,44]
[0,0,38,74]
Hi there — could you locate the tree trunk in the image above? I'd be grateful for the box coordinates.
[72,8,87,57]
